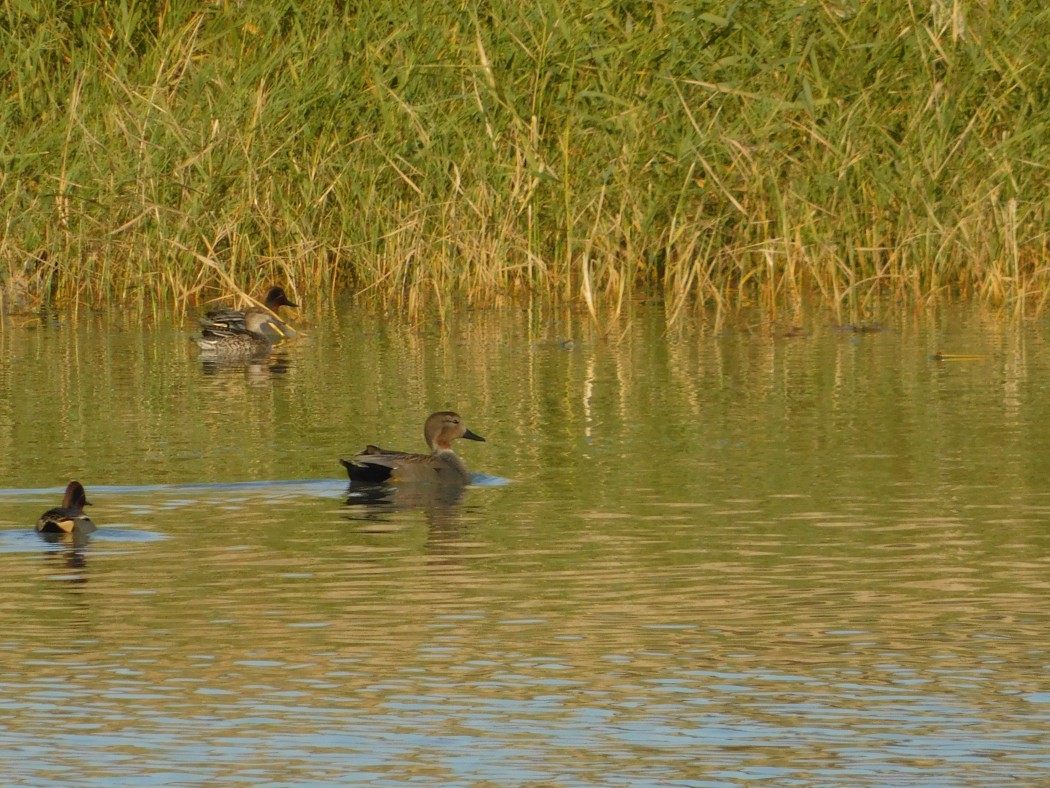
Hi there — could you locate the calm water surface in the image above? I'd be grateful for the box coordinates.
[1,303,1049,785]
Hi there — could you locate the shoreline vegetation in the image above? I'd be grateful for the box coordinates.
[3,1,1050,323]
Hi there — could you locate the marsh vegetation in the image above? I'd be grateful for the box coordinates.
[3,1,1049,321]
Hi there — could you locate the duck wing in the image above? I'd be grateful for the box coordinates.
[341,446,417,483]
[36,508,95,534]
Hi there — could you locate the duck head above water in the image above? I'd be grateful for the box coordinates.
[62,480,90,512]
[263,286,298,311]
[424,411,486,451]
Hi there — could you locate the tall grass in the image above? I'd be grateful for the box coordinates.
[3,0,1050,321]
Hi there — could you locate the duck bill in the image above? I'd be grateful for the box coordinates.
[463,428,485,442]
[279,295,299,308]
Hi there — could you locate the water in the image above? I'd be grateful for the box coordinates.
[1,302,1049,785]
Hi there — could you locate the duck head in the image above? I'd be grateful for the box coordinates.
[62,480,91,514]
[264,286,298,310]
[424,411,485,451]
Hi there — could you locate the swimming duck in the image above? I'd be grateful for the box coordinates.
[201,286,299,340]
[195,309,278,358]
[36,481,96,534]
[340,411,486,484]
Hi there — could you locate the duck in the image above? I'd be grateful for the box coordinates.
[36,481,96,534]
[340,411,486,484]
[195,309,278,358]
[200,286,299,340]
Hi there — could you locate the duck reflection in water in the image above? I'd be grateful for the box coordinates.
[344,482,469,545]
[37,528,91,573]
[199,350,292,379]
[36,530,93,625]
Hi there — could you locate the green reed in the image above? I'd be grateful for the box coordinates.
[3,0,1050,321]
